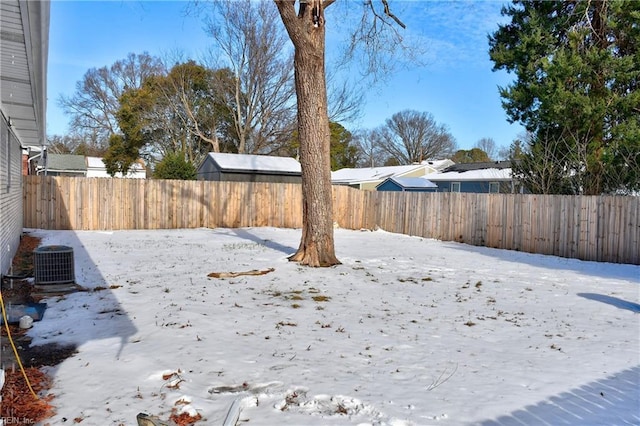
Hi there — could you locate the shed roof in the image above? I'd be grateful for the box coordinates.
[203,152,301,175]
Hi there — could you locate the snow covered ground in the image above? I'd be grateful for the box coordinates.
[22,227,640,425]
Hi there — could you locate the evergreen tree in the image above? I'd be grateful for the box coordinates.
[286,122,359,171]
[58,53,164,148]
[103,83,155,176]
[103,61,235,175]
[489,0,639,195]
[154,152,197,180]
[329,122,359,171]
[451,148,490,164]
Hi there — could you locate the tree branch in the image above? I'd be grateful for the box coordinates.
[381,0,406,29]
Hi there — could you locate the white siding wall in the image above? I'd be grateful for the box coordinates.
[0,114,23,275]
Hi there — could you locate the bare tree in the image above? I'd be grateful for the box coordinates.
[326,70,364,124]
[200,0,365,157]
[203,0,297,155]
[47,131,108,156]
[475,137,497,161]
[46,134,82,154]
[353,129,386,167]
[374,110,457,164]
[508,129,603,195]
[275,0,408,266]
[497,145,511,161]
[58,53,164,147]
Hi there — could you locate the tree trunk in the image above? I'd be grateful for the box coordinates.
[290,42,340,266]
[276,1,340,267]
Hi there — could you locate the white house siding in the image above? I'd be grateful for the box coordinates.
[0,115,24,275]
[86,156,146,178]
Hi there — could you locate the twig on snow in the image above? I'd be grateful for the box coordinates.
[426,363,458,391]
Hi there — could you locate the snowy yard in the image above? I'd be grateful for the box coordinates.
[24,227,639,425]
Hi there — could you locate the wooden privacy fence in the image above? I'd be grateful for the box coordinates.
[23,176,304,231]
[24,176,640,265]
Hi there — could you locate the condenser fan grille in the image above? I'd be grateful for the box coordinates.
[34,245,75,285]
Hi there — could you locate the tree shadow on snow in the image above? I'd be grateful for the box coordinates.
[577,293,640,313]
[440,242,639,283]
[25,229,138,362]
[480,365,640,426]
[230,228,297,256]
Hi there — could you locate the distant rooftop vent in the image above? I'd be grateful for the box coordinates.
[34,245,75,286]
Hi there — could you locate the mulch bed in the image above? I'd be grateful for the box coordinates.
[1,367,55,423]
[1,232,76,424]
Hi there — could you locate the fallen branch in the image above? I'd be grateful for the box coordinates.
[207,268,275,279]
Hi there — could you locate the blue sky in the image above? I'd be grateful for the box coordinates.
[47,0,525,152]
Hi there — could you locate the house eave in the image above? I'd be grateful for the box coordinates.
[220,168,301,177]
[0,0,50,147]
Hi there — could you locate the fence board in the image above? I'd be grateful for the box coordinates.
[628,197,640,264]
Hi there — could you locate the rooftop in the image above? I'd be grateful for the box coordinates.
[205,152,301,174]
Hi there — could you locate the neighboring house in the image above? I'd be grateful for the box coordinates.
[38,153,86,176]
[197,152,302,184]
[0,1,49,275]
[32,154,147,178]
[86,156,146,179]
[376,177,438,192]
[22,145,44,175]
[86,156,113,178]
[424,161,518,193]
[332,159,453,191]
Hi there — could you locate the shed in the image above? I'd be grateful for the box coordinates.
[376,177,438,192]
[197,152,302,184]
